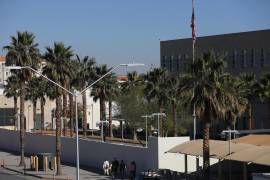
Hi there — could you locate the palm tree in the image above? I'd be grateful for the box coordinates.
[4,75,20,129]
[75,55,96,137]
[3,31,40,166]
[107,73,118,137]
[35,77,49,132]
[43,42,73,175]
[220,75,247,130]
[239,73,259,130]
[144,68,168,136]
[91,65,116,139]
[67,60,81,137]
[26,77,40,129]
[166,75,182,137]
[259,73,270,123]
[181,52,245,178]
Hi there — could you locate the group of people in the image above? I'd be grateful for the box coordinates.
[103,158,136,179]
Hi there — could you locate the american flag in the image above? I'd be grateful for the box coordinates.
[191,0,196,42]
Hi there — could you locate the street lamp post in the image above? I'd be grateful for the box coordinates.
[151,113,166,137]
[91,104,94,136]
[221,129,239,180]
[7,63,144,180]
[28,105,31,132]
[141,115,151,147]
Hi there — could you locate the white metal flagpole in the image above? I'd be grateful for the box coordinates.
[191,0,196,140]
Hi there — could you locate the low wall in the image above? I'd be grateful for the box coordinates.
[0,128,195,173]
[0,129,158,173]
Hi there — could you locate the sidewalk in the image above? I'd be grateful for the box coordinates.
[0,149,111,180]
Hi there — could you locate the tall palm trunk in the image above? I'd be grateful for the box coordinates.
[100,97,106,139]
[69,93,74,137]
[247,103,252,130]
[40,98,45,133]
[56,87,62,175]
[109,101,113,137]
[203,121,210,180]
[159,102,163,137]
[33,100,37,129]
[133,128,138,140]
[82,90,87,137]
[19,82,25,166]
[172,102,177,137]
[62,88,67,136]
[202,104,211,180]
[14,97,18,130]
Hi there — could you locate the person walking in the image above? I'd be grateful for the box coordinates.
[129,161,136,180]
[102,160,110,175]
[111,158,119,179]
[119,160,126,179]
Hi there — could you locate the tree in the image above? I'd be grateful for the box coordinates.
[91,65,116,139]
[259,73,270,123]
[3,31,40,166]
[166,75,182,137]
[26,77,40,129]
[239,73,259,130]
[144,68,169,136]
[35,77,49,132]
[67,60,81,137]
[75,55,96,137]
[43,42,73,175]
[181,52,245,178]
[4,75,20,129]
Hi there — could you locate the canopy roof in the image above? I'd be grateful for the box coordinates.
[167,135,270,166]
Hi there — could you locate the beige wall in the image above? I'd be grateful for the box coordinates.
[0,94,55,131]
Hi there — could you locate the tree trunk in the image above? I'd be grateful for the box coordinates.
[82,91,87,137]
[172,102,177,137]
[56,87,62,175]
[109,101,113,137]
[159,103,163,137]
[62,89,67,136]
[133,128,138,140]
[14,97,18,130]
[40,98,45,133]
[247,103,252,130]
[100,97,106,140]
[19,82,25,166]
[69,93,74,137]
[202,116,211,180]
[33,100,37,129]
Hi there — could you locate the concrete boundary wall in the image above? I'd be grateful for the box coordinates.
[0,129,159,173]
[0,128,193,173]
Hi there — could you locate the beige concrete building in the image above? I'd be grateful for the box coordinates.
[160,29,270,133]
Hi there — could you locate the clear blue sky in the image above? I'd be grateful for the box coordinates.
[1,0,270,73]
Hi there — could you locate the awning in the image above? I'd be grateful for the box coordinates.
[166,138,270,166]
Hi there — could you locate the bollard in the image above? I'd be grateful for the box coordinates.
[2,159,5,167]
[30,156,33,169]
[54,157,57,172]
[45,156,48,172]
[35,156,39,172]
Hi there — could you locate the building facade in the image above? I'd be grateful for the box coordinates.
[160,29,270,76]
[160,29,270,133]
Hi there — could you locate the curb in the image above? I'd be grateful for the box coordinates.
[1,165,72,180]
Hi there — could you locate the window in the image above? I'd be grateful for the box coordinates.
[250,49,255,67]
[261,48,265,67]
[232,50,237,68]
[241,49,247,68]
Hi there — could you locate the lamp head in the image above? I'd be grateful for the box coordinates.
[6,66,23,70]
[120,63,145,67]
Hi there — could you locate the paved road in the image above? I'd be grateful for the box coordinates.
[0,167,40,180]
